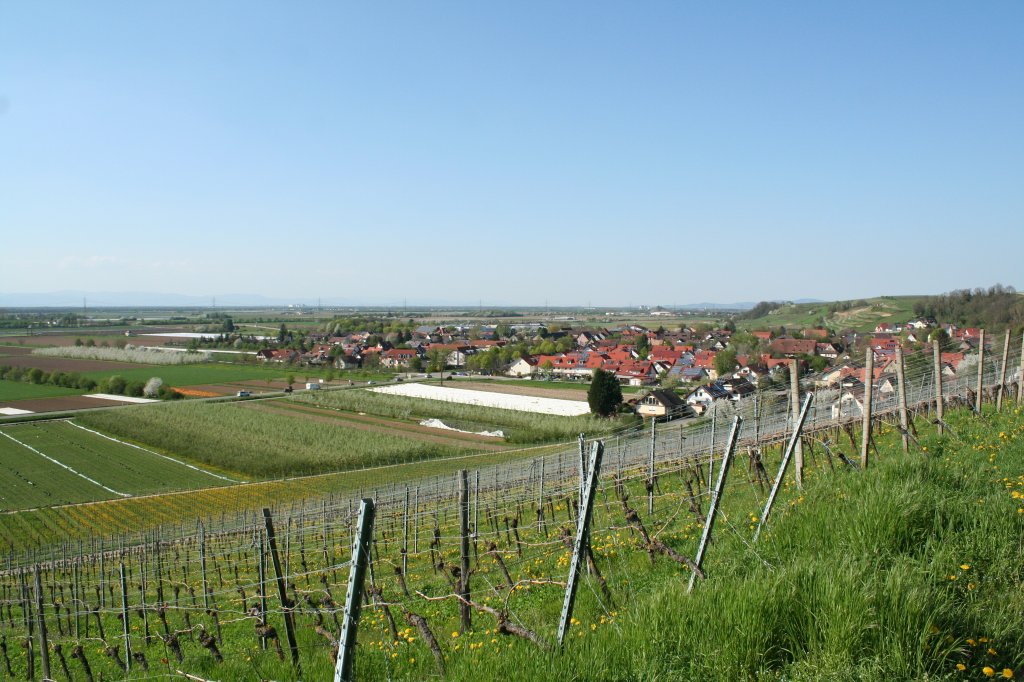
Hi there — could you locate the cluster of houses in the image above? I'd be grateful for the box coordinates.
[253,317,989,421]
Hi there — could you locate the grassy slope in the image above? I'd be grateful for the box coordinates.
[735,295,924,333]
[415,407,1024,681]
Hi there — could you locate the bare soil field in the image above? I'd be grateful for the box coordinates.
[0,395,129,413]
[0,346,35,357]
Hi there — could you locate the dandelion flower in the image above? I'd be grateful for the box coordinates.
[984,667,996,677]
[960,564,970,571]
[957,663,966,671]
[1001,669,1013,679]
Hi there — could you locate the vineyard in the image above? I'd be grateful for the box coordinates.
[0,339,1022,680]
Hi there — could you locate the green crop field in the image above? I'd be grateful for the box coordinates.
[75,399,479,479]
[0,421,234,511]
[297,388,635,443]
[0,379,84,401]
[80,362,296,386]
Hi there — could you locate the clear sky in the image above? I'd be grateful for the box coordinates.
[2,2,1022,307]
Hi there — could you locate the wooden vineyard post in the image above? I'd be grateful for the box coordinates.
[753,392,760,444]
[1019,331,1024,403]
[458,470,472,633]
[933,340,944,435]
[257,530,268,650]
[997,329,1011,412]
[790,360,803,487]
[335,498,376,682]
[33,565,50,681]
[896,347,910,453]
[754,394,813,544]
[861,349,874,470]
[557,440,604,646]
[976,329,986,414]
[263,508,300,671]
[120,562,132,672]
[648,418,656,515]
[687,416,742,594]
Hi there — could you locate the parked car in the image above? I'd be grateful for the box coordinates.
[236,391,251,397]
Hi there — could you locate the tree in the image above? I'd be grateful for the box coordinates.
[635,335,650,357]
[588,368,623,417]
[144,377,163,397]
[714,348,737,377]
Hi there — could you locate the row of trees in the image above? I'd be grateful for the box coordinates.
[0,365,183,400]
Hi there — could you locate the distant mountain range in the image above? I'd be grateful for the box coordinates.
[0,290,824,310]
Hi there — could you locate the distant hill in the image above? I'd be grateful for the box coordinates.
[733,296,926,333]
[733,287,1024,333]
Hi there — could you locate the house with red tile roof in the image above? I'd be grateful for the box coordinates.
[769,338,818,357]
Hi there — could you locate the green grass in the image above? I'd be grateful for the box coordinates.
[74,399,479,479]
[80,361,296,386]
[0,379,84,401]
[0,421,233,511]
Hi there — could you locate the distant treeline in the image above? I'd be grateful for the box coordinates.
[913,284,1024,329]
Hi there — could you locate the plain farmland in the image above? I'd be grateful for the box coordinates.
[299,386,632,443]
[75,399,482,478]
[0,420,233,511]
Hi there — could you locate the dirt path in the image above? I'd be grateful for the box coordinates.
[243,402,510,451]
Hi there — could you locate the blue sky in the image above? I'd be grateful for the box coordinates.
[2,2,1022,306]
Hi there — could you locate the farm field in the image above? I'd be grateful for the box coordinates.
[247,401,512,451]
[300,387,632,443]
[0,379,83,401]
[0,440,563,549]
[74,399,480,479]
[0,421,234,511]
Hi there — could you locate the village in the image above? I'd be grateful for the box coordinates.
[248,314,986,422]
